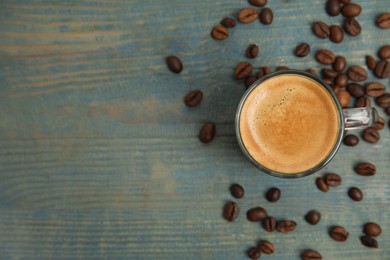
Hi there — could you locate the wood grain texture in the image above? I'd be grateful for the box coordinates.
[0,0,389,259]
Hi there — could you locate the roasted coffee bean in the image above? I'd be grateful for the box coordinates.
[321,68,338,79]
[312,22,330,39]
[376,13,390,29]
[262,216,277,232]
[237,8,259,24]
[335,73,348,86]
[360,236,379,248]
[339,0,350,4]
[348,186,363,201]
[355,96,371,107]
[347,83,364,97]
[365,82,385,97]
[329,226,349,241]
[306,68,317,75]
[246,44,259,58]
[366,55,377,70]
[333,56,347,72]
[223,201,239,221]
[344,17,361,36]
[316,177,329,192]
[258,240,274,255]
[330,25,344,43]
[211,26,229,40]
[341,3,362,17]
[363,222,382,237]
[326,0,341,16]
[386,107,390,116]
[376,93,390,108]
[362,127,380,143]
[246,207,267,222]
[374,60,390,79]
[166,55,183,73]
[378,45,390,60]
[277,220,297,233]
[230,183,244,199]
[295,43,311,57]
[199,122,216,143]
[276,66,289,71]
[247,247,261,260]
[184,90,203,107]
[257,66,272,78]
[347,66,367,82]
[249,0,267,7]
[336,90,350,108]
[234,62,253,79]
[355,162,376,176]
[245,76,258,89]
[220,17,236,28]
[265,187,281,202]
[316,49,336,65]
[305,210,321,225]
[343,134,359,146]
[302,249,322,260]
[260,8,273,25]
[323,77,334,88]
[324,173,342,187]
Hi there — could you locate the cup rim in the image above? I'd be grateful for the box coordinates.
[235,69,345,179]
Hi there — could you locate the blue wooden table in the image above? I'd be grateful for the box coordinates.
[0,0,389,259]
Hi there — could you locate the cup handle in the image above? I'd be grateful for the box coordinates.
[343,107,378,130]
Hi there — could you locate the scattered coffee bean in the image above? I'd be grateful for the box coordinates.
[347,65,367,82]
[378,45,390,60]
[323,77,334,88]
[262,216,277,232]
[246,207,267,222]
[316,49,336,65]
[344,17,361,36]
[348,186,363,201]
[366,55,377,70]
[360,235,379,248]
[257,66,272,78]
[330,25,344,43]
[258,240,274,255]
[230,183,244,199]
[234,62,253,79]
[335,73,349,86]
[223,201,239,222]
[245,76,258,88]
[199,122,216,143]
[247,247,261,260]
[260,8,273,25]
[312,21,330,38]
[362,127,380,143]
[295,43,311,57]
[324,173,342,187]
[306,68,317,75]
[365,82,385,97]
[249,0,267,7]
[321,68,338,79]
[355,96,371,107]
[276,66,289,71]
[211,26,229,40]
[302,249,322,260]
[347,83,365,97]
[220,17,236,28]
[336,90,350,108]
[376,13,390,29]
[237,8,259,24]
[374,60,390,79]
[339,0,350,4]
[305,210,321,225]
[343,134,359,146]
[265,187,281,202]
[355,162,376,176]
[326,0,341,16]
[373,117,385,130]
[184,90,203,107]
[376,93,390,108]
[341,3,362,17]
[246,44,259,58]
[316,177,329,192]
[386,107,390,115]
[277,220,297,233]
[329,226,349,241]
[166,55,183,73]
[363,222,382,237]
[333,56,347,72]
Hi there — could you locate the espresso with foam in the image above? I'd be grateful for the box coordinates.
[239,74,340,174]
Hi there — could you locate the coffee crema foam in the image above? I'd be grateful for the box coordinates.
[239,74,340,174]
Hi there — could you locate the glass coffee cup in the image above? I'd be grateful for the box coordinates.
[235,70,378,178]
